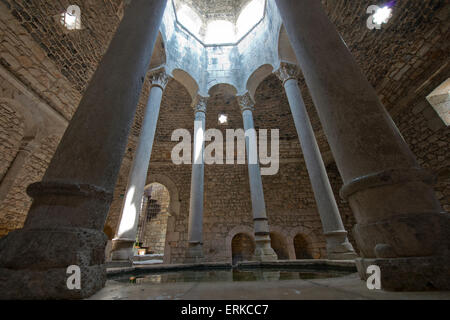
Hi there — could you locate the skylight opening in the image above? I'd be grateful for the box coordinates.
[60,5,82,30]
[177,4,202,37]
[237,0,265,39]
[205,20,235,45]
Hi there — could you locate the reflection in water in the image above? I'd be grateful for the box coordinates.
[114,268,351,284]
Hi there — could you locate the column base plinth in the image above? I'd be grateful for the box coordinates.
[353,211,450,258]
[111,238,135,261]
[325,231,357,260]
[355,255,450,291]
[0,265,106,300]
[254,237,278,262]
[184,243,204,263]
[0,227,107,299]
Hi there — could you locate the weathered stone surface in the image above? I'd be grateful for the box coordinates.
[0,0,447,296]
[356,256,450,291]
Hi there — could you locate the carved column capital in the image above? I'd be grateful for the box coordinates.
[237,92,255,113]
[275,62,299,86]
[192,95,208,114]
[149,68,170,90]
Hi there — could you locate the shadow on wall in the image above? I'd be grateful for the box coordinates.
[269,232,290,260]
[231,233,255,265]
[294,234,314,259]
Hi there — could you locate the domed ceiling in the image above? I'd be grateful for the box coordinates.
[173,0,266,44]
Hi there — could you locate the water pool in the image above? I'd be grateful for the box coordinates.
[110,267,353,284]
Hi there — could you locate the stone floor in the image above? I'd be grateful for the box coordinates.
[88,273,450,300]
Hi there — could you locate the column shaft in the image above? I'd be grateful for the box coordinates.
[186,96,207,261]
[112,71,168,260]
[0,0,168,299]
[283,76,356,259]
[239,94,277,262]
[275,0,449,290]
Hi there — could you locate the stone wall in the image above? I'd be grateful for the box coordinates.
[394,96,449,212]
[0,134,61,236]
[0,102,24,181]
[0,0,447,267]
[142,212,170,255]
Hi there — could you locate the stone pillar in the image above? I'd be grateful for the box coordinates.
[0,0,168,299]
[275,63,356,260]
[275,0,449,290]
[111,68,169,261]
[237,93,278,262]
[185,96,207,262]
[0,138,38,203]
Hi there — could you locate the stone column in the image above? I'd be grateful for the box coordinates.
[275,63,356,260]
[275,0,449,290]
[185,95,207,262]
[111,68,169,261]
[237,93,278,262]
[0,138,38,203]
[0,0,168,299]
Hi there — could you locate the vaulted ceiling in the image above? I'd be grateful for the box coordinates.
[1,0,448,161]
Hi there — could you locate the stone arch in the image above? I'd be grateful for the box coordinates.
[0,98,46,205]
[231,233,255,265]
[287,226,322,259]
[145,174,180,217]
[293,234,314,259]
[225,225,254,262]
[245,64,274,102]
[208,83,238,100]
[268,225,290,260]
[0,98,41,141]
[0,101,25,181]
[0,133,62,235]
[277,24,298,65]
[170,68,199,100]
[145,174,181,264]
[139,182,170,254]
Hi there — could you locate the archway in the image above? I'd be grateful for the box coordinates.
[136,182,171,260]
[269,232,289,260]
[231,233,255,265]
[293,234,313,259]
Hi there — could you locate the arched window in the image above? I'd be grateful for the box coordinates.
[236,0,265,39]
[60,5,82,30]
[205,20,235,44]
[177,4,202,37]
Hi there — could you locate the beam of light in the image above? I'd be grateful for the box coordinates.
[117,186,137,237]
[193,120,204,164]
[60,5,82,30]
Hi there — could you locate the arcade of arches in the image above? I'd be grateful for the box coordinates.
[0,0,449,299]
